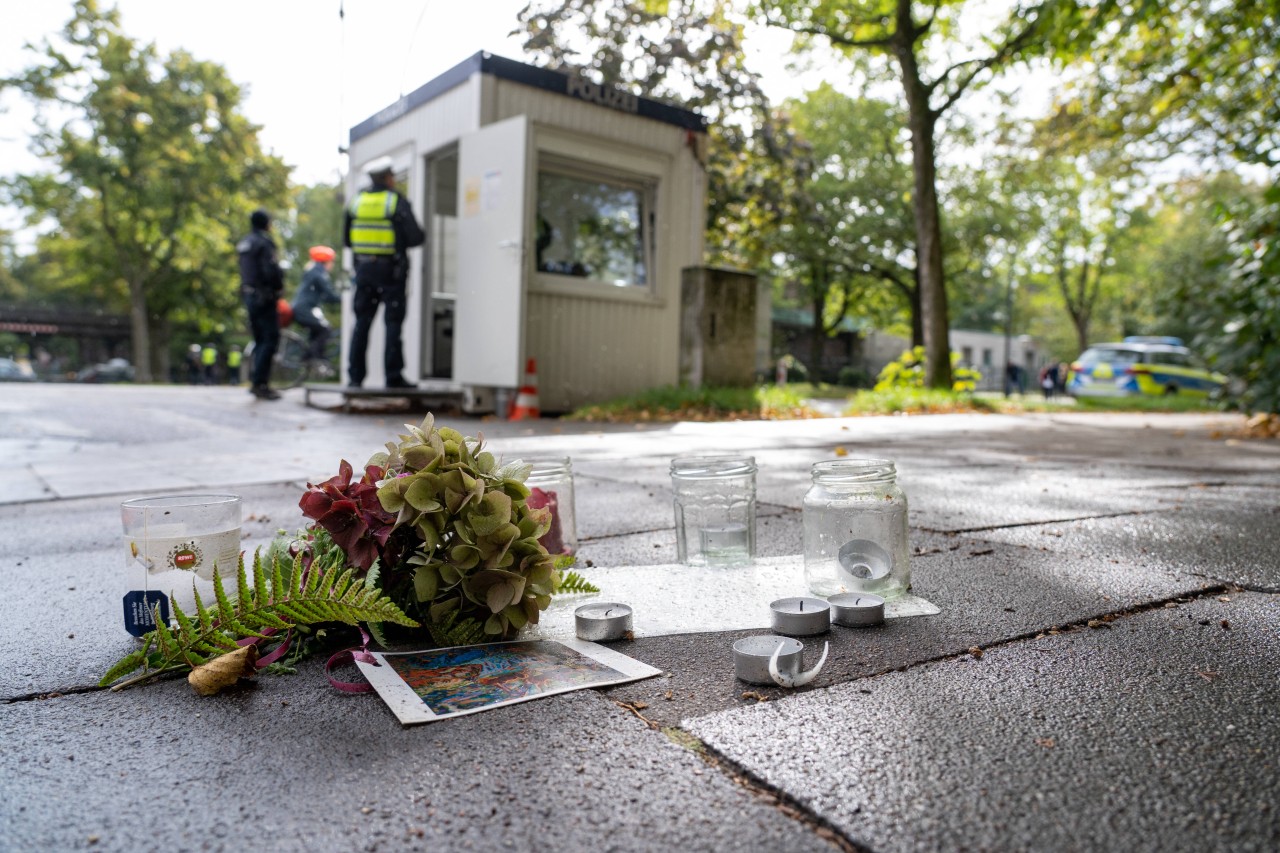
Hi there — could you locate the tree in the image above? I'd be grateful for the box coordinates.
[1043,0,1279,411]
[516,2,930,375]
[1,0,290,381]
[752,0,1056,387]
[770,85,918,371]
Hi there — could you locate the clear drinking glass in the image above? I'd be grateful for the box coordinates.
[525,456,577,556]
[120,494,242,636]
[803,459,909,599]
[670,455,757,567]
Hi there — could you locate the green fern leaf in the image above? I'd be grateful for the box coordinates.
[236,553,252,609]
[100,647,151,687]
[426,611,488,647]
[100,547,420,690]
[558,570,600,594]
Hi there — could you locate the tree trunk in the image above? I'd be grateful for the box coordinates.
[909,266,923,347]
[809,293,825,382]
[894,1,951,389]
[127,278,152,383]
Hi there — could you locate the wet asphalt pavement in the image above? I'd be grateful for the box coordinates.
[1,384,1277,852]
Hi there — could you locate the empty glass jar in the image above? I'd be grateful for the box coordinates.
[670,455,757,567]
[803,459,910,599]
[525,456,577,556]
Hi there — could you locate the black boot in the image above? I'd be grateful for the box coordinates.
[251,384,281,400]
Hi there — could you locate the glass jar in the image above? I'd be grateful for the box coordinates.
[525,456,577,556]
[670,455,757,567]
[803,459,909,599]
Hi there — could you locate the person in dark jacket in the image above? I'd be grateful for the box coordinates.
[344,156,425,389]
[292,245,342,363]
[237,208,285,400]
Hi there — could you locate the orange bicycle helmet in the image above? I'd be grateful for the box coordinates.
[309,245,336,263]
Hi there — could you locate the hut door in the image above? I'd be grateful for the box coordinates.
[453,115,529,390]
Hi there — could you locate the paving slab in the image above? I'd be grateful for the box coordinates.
[970,502,1280,592]
[585,531,1214,728]
[4,387,1278,852]
[0,668,831,853]
[685,592,1280,853]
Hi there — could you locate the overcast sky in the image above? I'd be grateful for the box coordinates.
[1,0,535,188]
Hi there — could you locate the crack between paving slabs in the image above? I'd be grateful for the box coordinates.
[610,697,864,853]
[919,509,1144,536]
[605,583,1246,853]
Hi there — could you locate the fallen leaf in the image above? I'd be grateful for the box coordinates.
[188,644,258,696]
[1220,619,1231,630]
[1034,737,1056,749]
[741,691,768,702]
[834,446,848,456]
[968,646,984,659]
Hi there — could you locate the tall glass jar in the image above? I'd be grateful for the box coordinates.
[525,456,577,556]
[803,459,909,598]
[670,455,757,567]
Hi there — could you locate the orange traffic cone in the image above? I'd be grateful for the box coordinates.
[509,358,541,420]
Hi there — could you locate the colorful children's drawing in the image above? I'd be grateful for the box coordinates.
[358,638,662,725]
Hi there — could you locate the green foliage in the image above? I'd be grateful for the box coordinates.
[874,347,981,393]
[1,1,290,381]
[558,570,601,594]
[100,547,419,689]
[564,383,825,422]
[1174,188,1280,414]
[845,387,997,416]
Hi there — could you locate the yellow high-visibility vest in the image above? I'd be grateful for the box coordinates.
[348,191,398,255]
[201,346,216,366]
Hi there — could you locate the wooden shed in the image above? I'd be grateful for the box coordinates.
[342,52,709,413]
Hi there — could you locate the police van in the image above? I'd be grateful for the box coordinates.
[1066,337,1226,398]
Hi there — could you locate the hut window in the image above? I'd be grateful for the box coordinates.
[535,167,649,288]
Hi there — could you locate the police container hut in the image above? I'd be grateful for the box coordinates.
[342,52,709,413]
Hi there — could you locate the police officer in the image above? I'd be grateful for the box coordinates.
[344,156,424,389]
[200,343,218,385]
[237,208,285,400]
[226,344,243,385]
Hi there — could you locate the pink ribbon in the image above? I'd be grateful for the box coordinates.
[324,625,379,693]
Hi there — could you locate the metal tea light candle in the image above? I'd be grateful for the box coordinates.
[829,592,886,627]
[769,596,831,636]
[574,602,633,642]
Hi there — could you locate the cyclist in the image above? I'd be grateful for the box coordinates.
[292,245,342,371]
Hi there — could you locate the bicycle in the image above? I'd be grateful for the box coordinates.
[243,327,340,390]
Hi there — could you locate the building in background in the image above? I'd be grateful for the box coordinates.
[344,53,709,412]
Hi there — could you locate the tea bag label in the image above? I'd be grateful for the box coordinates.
[123,590,170,637]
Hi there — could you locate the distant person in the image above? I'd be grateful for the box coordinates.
[292,245,342,365]
[1040,363,1058,400]
[226,344,243,385]
[185,343,202,385]
[200,343,218,385]
[344,157,424,389]
[237,208,285,400]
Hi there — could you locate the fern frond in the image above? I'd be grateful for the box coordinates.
[100,548,419,689]
[426,610,488,647]
[558,570,600,594]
